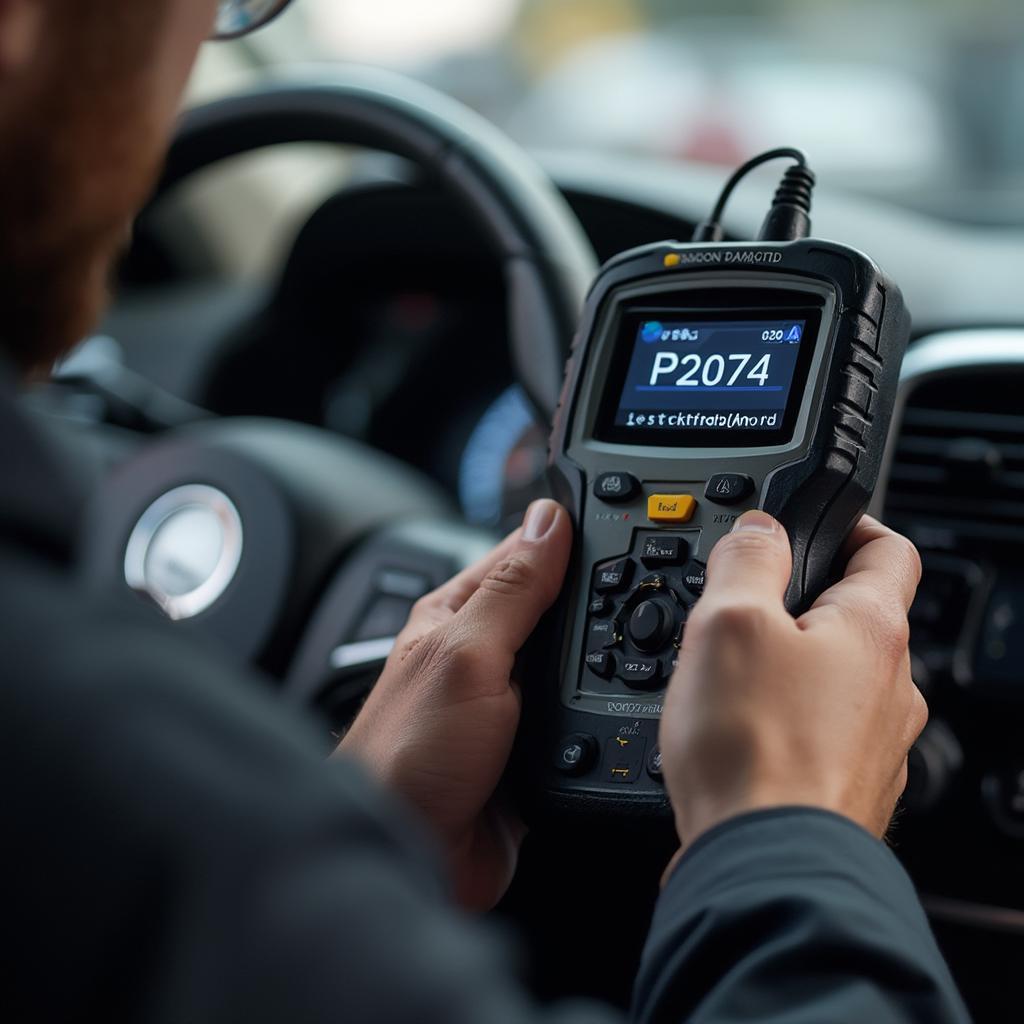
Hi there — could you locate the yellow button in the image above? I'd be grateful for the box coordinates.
[648,494,697,524]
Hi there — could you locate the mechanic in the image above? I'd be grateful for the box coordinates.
[1,2,971,1022]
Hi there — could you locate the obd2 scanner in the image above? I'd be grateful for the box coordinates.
[519,150,911,816]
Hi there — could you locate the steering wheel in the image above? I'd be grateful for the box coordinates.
[79,68,598,720]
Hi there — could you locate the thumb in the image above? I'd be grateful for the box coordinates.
[699,510,793,614]
[450,499,572,658]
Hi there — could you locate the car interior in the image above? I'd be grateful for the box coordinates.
[21,2,1023,1020]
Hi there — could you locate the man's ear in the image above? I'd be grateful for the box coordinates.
[0,0,42,79]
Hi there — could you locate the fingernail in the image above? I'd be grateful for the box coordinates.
[731,510,778,534]
[523,500,558,541]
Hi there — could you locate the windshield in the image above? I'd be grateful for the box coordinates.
[192,0,1024,225]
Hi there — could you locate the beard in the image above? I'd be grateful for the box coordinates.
[0,2,173,374]
[0,212,131,378]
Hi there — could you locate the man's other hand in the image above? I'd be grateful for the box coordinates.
[339,499,571,911]
[661,511,927,853]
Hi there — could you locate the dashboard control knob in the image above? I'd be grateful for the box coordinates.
[628,600,672,652]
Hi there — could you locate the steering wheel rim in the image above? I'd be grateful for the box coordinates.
[84,68,597,696]
[148,66,598,421]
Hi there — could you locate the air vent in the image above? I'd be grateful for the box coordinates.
[884,347,1024,544]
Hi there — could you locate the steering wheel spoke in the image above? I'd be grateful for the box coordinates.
[286,520,497,721]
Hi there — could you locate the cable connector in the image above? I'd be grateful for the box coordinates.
[757,162,816,242]
[691,147,815,244]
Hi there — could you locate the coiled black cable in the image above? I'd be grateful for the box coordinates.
[692,147,815,243]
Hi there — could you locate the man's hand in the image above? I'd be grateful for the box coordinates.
[661,510,927,853]
[339,499,572,911]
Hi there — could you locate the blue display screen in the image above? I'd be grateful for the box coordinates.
[597,309,819,447]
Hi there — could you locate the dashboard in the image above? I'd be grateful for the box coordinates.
[68,153,1024,1019]
[867,329,1024,1016]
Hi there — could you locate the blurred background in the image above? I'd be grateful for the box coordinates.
[190,0,1024,226]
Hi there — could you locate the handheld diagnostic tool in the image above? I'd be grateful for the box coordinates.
[521,149,911,815]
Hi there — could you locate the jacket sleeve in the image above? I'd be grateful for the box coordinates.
[633,808,971,1024]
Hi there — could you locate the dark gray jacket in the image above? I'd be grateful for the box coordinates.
[0,384,970,1022]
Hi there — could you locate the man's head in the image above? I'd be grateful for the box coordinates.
[0,0,289,374]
